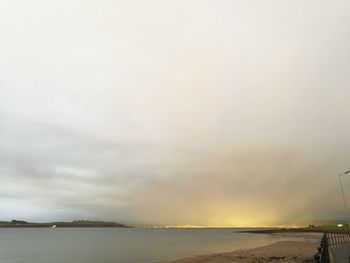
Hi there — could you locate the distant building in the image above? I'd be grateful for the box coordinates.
[308,225,315,229]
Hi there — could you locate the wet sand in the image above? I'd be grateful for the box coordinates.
[164,233,322,263]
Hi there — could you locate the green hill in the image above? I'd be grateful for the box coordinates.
[0,220,130,228]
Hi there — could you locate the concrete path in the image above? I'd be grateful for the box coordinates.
[330,246,350,263]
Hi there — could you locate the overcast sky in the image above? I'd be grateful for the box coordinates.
[1,0,350,226]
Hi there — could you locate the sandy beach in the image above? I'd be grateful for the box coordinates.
[164,233,322,263]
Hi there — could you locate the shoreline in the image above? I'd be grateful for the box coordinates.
[240,228,324,234]
[163,232,322,263]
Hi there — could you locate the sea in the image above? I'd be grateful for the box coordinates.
[0,228,284,263]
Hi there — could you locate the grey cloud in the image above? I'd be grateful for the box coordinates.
[1,0,350,226]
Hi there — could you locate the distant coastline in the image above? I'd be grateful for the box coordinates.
[241,228,319,234]
[241,224,349,234]
[0,220,130,228]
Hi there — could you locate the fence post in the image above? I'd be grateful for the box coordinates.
[315,233,329,263]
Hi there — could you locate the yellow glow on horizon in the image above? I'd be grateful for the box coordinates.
[141,224,306,228]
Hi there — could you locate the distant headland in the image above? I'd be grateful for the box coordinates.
[0,220,130,228]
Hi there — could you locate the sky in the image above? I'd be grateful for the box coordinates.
[1,0,350,227]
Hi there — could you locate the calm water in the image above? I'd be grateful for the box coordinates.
[0,228,279,263]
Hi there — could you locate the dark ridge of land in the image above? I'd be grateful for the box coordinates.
[241,228,321,234]
[0,220,130,228]
[241,225,350,234]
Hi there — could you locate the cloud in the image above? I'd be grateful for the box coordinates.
[0,0,350,226]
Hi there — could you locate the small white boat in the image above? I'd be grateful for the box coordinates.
[51,225,56,228]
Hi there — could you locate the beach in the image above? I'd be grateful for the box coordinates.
[164,233,322,263]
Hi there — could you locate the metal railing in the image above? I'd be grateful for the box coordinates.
[327,232,350,247]
[314,231,350,262]
[314,233,330,263]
